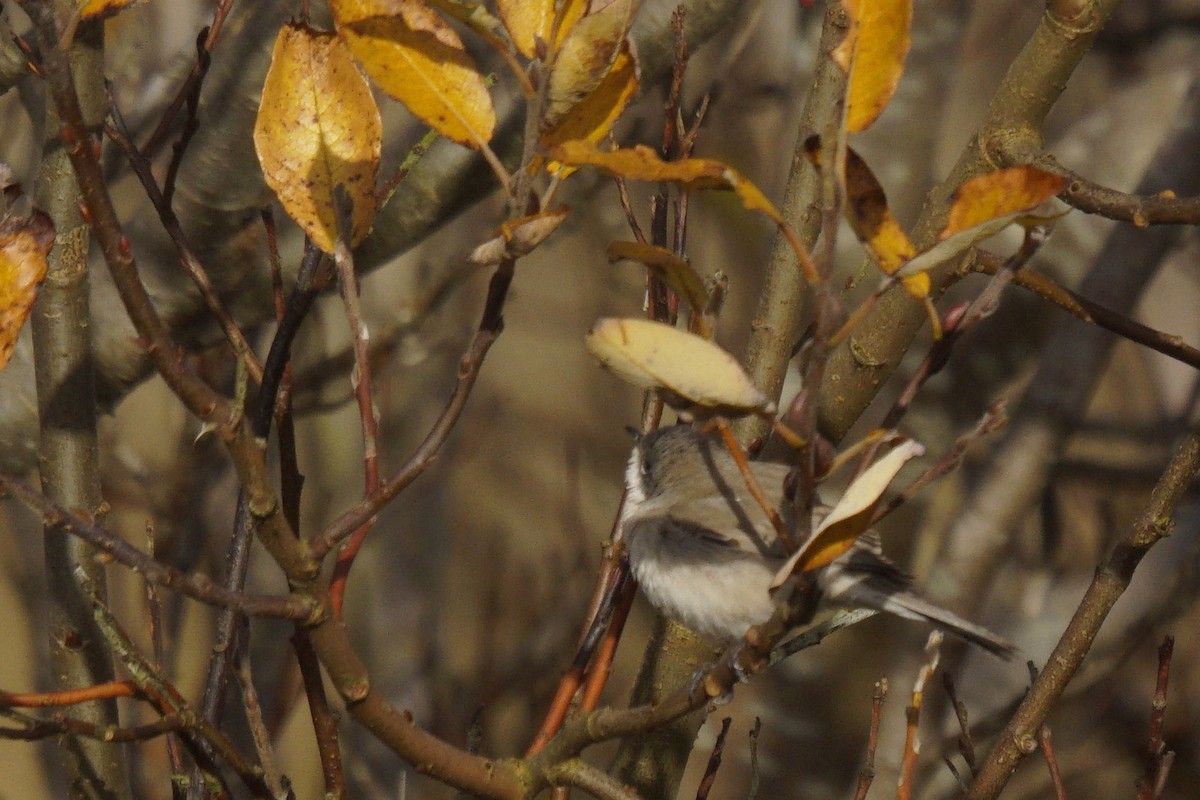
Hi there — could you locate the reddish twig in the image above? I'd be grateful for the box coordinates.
[851,678,889,800]
[1039,725,1068,800]
[140,0,236,160]
[0,681,138,707]
[329,189,381,617]
[1136,636,1176,800]
[899,632,943,800]
[694,717,732,800]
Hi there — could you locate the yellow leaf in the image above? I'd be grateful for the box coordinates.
[468,207,569,265]
[771,438,924,582]
[606,241,708,316]
[804,136,916,276]
[845,0,912,132]
[254,22,382,255]
[79,0,140,20]
[550,141,818,283]
[942,166,1066,238]
[542,44,639,151]
[498,0,586,59]
[333,0,496,148]
[545,0,640,126]
[0,211,54,372]
[585,318,772,415]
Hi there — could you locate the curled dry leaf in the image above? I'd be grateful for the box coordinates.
[497,0,586,59]
[771,438,924,584]
[468,207,569,265]
[606,241,708,315]
[0,210,54,371]
[254,22,382,255]
[332,0,496,148]
[551,141,817,282]
[585,317,772,416]
[545,0,640,126]
[838,0,913,133]
[542,43,639,152]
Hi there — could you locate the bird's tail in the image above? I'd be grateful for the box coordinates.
[880,591,1017,659]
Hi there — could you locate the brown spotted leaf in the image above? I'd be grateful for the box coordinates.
[544,0,640,126]
[254,22,381,255]
[333,0,496,148]
[542,43,638,152]
[0,211,54,371]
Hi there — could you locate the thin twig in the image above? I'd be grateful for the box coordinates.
[0,474,312,619]
[898,632,943,800]
[694,717,732,800]
[1039,725,1067,800]
[943,672,978,776]
[851,678,888,800]
[1135,636,1175,800]
[140,0,236,159]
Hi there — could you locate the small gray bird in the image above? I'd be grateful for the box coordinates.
[621,425,1015,656]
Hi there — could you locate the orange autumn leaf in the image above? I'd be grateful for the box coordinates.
[550,141,818,282]
[498,0,586,59]
[544,0,640,126]
[841,0,912,132]
[941,165,1066,238]
[332,0,496,148]
[254,22,382,255]
[0,211,54,371]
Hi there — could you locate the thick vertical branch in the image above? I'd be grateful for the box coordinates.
[29,10,131,799]
[815,0,1124,441]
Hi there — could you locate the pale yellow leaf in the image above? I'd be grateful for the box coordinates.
[254,22,382,255]
[333,0,496,148]
[0,211,54,371]
[771,438,924,583]
[498,0,586,58]
[544,0,640,126]
[585,318,771,415]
